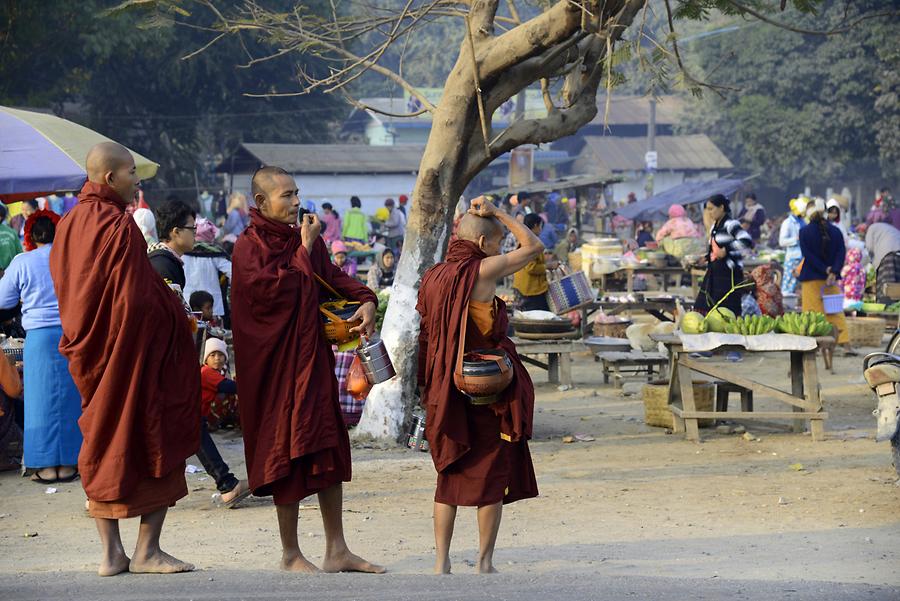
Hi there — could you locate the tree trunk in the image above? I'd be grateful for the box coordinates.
[354,62,481,441]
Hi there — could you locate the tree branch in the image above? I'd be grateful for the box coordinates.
[725,0,899,36]
[466,14,492,156]
[477,0,582,79]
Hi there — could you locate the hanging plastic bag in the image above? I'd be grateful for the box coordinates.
[347,354,373,400]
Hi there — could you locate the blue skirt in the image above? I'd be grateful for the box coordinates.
[23,325,83,468]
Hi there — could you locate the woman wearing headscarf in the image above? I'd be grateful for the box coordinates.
[183,218,232,320]
[654,203,702,258]
[694,194,752,318]
[779,197,807,296]
[132,207,158,245]
[825,198,849,246]
[865,222,900,304]
[798,198,848,345]
[0,211,82,483]
[366,248,396,292]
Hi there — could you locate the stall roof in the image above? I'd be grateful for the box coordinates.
[481,172,621,196]
[580,134,733,172]
[216,143,424,174]
[613,177,745,220]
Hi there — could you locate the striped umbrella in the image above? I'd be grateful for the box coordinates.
[0,106,158,204]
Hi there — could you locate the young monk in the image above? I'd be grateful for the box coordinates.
[417,196,543,574]
[231,166,384,574]
[49,142,199,576]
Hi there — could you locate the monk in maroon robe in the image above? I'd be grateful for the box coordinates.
[417,196,543,574]
[50,142,199,576]
[231,166,384,574]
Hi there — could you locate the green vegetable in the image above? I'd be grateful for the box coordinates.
[681,311,708,334]
[705,307,736,333]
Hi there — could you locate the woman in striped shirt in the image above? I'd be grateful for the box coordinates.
[695,194,753,318]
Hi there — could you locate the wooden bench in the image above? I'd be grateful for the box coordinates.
[511,338,586,386]
[597,351,668,388]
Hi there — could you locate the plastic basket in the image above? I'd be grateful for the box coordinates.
[821,286,843,315]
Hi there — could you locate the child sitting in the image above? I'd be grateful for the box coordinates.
[197,337,249,507]
[201,337,239,429]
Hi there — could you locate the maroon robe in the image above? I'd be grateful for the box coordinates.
[231,209,377,503]
[417,239,538,506]
[49,182,200,511]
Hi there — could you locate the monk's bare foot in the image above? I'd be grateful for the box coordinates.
[322,550,386,574]
[98,552,130,577]
[281,552,321,573]
[129,550,194,574]
[434,559,451,575]
[477,559,498,574]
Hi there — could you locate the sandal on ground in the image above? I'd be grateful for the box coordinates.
[30,468,58,484]
[56,469,80,483]
[222,479,252,509]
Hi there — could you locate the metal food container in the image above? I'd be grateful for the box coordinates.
[356,335,396,385]
[407,411,429,452]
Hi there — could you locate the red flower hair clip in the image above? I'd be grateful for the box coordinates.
[23,208,61,252]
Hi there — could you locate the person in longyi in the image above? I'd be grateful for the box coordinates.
[230,166,384,574]
[417,196,542,574]
[49,142,200,576]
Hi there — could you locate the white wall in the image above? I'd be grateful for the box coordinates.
[231,172,419,216]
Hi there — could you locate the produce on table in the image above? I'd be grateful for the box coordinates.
[375,290,390,330]
[724,314,777,335]
[886,301,900,314]
[681,311,708,334]
[704,307,736,333]
[775,311,833,336]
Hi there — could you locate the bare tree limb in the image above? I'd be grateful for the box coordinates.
[725,0,899,36]
[466,14,493,156]
[469,0,500,37]
[478,0,582,78]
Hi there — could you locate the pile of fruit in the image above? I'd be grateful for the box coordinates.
[775,311,833,336]
[723,315,777,335]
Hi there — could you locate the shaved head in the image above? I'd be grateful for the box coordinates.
[457,213,503,244]
[86,142,133,183]
[85,142,138,202]
[251,166,290,199]
[252,165,300,225]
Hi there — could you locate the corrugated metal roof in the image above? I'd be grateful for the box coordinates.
[588,95,685,125]
[236,143,424,174]
[347,94,685,127]
[580,134,733,172]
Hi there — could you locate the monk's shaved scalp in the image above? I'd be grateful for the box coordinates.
[251,165,290,199]
[86,142,134,184]
[457,213,503,243]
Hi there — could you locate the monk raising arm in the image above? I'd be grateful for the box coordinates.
[465,197,543,302]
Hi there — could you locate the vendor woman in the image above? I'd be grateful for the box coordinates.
[0,211,82,483]
[798,198,849,346]
[694,194,752,318]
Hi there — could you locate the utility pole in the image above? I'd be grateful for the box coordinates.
[645,98,657,198]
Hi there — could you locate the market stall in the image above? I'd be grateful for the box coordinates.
[652,331,828,442]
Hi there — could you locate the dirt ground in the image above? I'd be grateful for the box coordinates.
[1,345,899,588]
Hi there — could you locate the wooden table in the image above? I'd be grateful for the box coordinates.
[589,298,680,323]
[511,337,586,386]
[651,333,828,442]
[597,351,668,388]
[599,266,688,293]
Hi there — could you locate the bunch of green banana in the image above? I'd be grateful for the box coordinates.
[775,311,833,336]
[724,314,777,335]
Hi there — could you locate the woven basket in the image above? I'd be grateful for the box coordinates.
[593,319,632,339]
[642,380,715,428]
[846,316,886,347]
